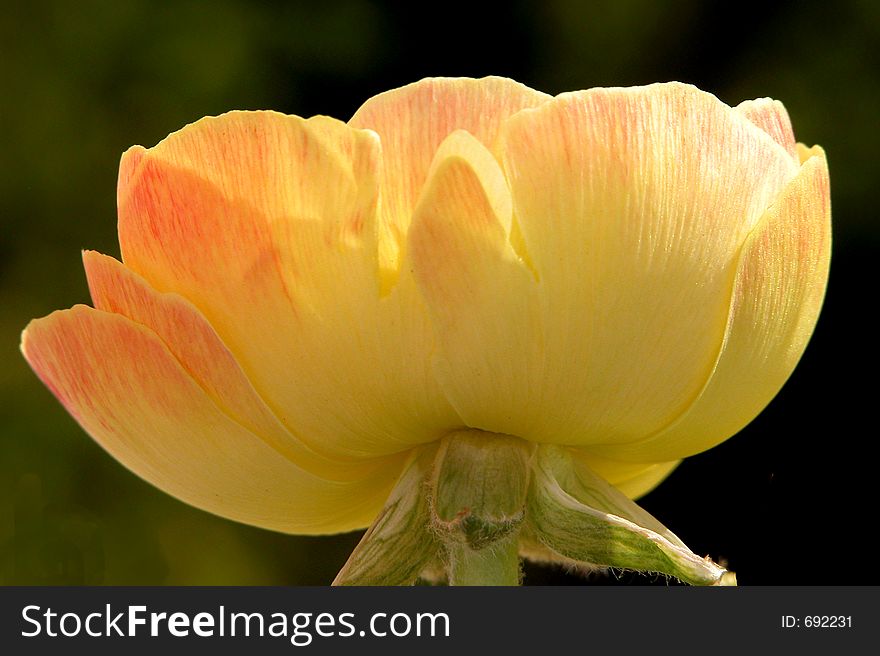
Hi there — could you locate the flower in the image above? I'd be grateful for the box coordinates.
[21,78,829,551]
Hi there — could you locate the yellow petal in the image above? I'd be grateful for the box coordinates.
[570,450,680,500]
[735,97,799,162]
[409,130,543,436]
[408,131,681,501]
[118,111,458,460]
[593,147,831,462]
[499,82,800,447]
[21,307,405,534]
[612,461,681,500]
[83,250,378,481]
[350,76,551,284]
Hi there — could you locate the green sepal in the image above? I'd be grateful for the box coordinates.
[430,430,533,585]
[430,430,533,548]
[332,445,439,586]
[527,445,732,586]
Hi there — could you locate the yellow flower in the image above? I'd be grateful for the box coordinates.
[21,78,830,551]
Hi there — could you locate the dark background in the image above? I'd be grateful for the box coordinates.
[1,0,877,585]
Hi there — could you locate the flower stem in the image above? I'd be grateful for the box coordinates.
[447,534,521,586]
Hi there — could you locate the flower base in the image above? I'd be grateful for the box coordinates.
[333,430,735,586]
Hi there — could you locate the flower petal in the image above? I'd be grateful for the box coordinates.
[499,82,800,447]
[570,450,680,500]
[593,147,831,462]
[612,461,681,500]
[21,307,405,534]
[118,111,458,460]
[735,97,799,162]
[409,130,543,436]
[83,250,377,481]
[350,76,551,284]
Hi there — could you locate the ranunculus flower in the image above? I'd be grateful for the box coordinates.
[22,77,829,585]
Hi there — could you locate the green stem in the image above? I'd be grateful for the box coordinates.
[447,534,521,586]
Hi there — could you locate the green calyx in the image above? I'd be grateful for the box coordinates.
[333,430,734,587]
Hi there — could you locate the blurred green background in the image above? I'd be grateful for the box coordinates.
[2,0,878,585]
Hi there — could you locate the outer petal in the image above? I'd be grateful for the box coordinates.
[350,76,551,285]
[499,82,800,447]
[21,307,405,534]
[593,147,831,462]
[83,250,381,481]
[409,130,543,436]
[571,450,681,500]
[118,112,458,460]
[612,461,681,500]
[735,97,799,162]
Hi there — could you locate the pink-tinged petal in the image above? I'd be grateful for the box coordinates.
[117,144,147,206]
[118,111,459,460]
[350,76,551,282]
[735,97,799,162]
[594,147,831,462]
[409,130,543,436]
[21,307,406,534]
[499,82,800,447]
[83,250,377,481]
